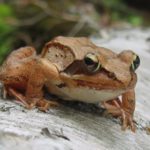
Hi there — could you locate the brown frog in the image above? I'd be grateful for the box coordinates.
[0,36,140,132]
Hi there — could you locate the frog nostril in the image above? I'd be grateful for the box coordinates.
[108,72,116,80]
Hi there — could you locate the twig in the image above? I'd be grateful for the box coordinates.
[32,0,79,22]
[41,128,70,141]
[11,13,48,27]
[68,18,86,36]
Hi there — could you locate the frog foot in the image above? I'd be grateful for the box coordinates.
[35,99,59,112]
[7,88,59,111]
[1,86,8,99]
[101,100,136,132]
[7,88,30,107]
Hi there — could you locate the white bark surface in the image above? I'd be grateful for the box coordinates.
[0,28,150,150]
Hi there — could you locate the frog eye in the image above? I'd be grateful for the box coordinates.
[84,53,101,72]
[130,54,140,71]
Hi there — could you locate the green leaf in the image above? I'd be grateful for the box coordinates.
[0,4,13,17]
[128,16,143,26]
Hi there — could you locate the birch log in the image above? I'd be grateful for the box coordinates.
[0,28,150,150]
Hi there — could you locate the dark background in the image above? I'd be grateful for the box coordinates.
[0,0,149,64]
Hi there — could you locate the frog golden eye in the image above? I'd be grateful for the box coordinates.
[84,53,101,72]
[131,54,140,71]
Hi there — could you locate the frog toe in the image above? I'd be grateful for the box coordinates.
[36,99,59,112]
[101,100,136,132]
[121,110,136,132]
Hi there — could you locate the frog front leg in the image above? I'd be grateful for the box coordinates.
[25,58,60,111]
[102,89,136,132]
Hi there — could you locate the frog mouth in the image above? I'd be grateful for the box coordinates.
[73,79,123,90]
[72,72,137,91]
[60,69,136,91]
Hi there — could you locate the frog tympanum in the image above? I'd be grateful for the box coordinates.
[0,36,140,132]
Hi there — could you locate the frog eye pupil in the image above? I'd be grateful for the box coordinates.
[131,55,140,71]
[84,57,96,66]
[134,55,140,69]
[84,53,101,72]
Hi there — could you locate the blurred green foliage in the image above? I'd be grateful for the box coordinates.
[92,0,143,25]
[0,3,16,64]
[94,0,145,26]
[0,0,148,64]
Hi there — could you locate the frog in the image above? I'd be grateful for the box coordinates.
[0,36,140,132]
